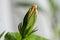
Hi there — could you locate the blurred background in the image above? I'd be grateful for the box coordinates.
[0,0,60,40]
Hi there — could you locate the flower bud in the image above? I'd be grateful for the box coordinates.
[22,5,38,37]
[23,4,37,28]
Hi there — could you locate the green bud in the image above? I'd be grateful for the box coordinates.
[23,4,37,29]
[23,5,37,37]
[18,5,38,39]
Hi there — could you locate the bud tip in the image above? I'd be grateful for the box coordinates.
[33,4,37,9]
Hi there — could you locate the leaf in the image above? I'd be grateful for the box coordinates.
[28,34,48,40]
[18,22,23,36]
[0,31,5,38]
[4,32,21,40]
[4,32,48,40]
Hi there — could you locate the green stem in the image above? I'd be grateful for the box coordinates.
[21,37,26,40]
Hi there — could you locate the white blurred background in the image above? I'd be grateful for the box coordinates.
[0,0,60,40]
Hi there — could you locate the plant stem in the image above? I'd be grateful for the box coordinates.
[21,37,26,40]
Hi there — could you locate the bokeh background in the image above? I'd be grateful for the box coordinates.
[0,0,60,40]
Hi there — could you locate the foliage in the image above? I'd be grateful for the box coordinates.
[0,31,5,38]
[5,32,47,40]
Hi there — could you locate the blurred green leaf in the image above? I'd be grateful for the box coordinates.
[4,32,20,40]
[18,22,23,36]
[0,31,5,38]
[4,32,48,40]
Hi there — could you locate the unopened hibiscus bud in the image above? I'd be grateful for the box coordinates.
[22,5,38,37]
[23,4,37,28]
[18,5,38,39]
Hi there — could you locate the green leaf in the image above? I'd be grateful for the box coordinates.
[0,31,5,38]
[18,22,23,36]
[4,32,48,40]
[4,32,21,40]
